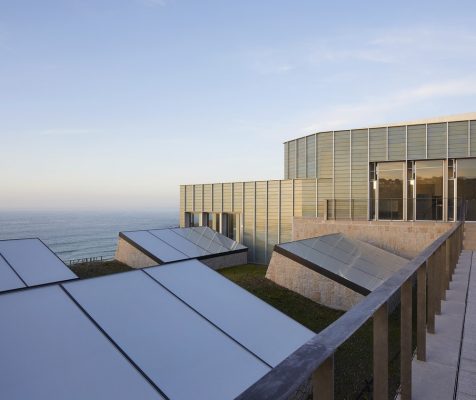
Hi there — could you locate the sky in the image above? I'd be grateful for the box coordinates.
[1,0,476,211]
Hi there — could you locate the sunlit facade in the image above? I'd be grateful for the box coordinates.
[180,113,476,263]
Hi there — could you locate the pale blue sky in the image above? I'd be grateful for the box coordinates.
[1,0,476,211]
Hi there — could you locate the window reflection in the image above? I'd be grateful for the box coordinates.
[457,159,476,221]
[415,160,443,220]
[377,162,404,220]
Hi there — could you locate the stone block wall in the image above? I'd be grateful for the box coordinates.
[115,237,158,268]
[266,252,363,311]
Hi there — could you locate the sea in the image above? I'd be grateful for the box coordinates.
[0,210,178,263]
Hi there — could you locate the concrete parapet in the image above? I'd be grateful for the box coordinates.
[115,236,158,268]
[266,252,363,311]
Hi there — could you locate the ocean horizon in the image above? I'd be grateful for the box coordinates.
[0,209,179,262]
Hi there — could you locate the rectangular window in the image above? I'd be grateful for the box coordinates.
[407,161,415,220]
[457,158,476,221]
[377,162,404,220]
[415,160,443,220]
[448,159,455,221]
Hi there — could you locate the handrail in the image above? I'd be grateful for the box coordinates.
[236,219,464,400]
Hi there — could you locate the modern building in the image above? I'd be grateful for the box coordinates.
[180,112,476,263]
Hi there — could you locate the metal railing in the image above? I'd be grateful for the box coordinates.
[237,212,465,399]
[68,256,111,266]
[324,197,465,221]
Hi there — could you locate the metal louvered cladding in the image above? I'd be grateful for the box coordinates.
[243,182,255,251]
[293,180,317,217]
[306,135,316,178]
[427,123,447,159]
[471,121,476,157]
[334,130,350,218]
[233,182,243,212]
[255,182,267,264]
[267,181,280,261]
[288,140,296,179]
[369,127,387,161]
[293,180,302,217]
[317,132,333,217]
[180,186,186,226]
[388,126,406,160]
[223,183,232,212]
[351,129,369,219]
[448,121,469,158]
[279,180,293,243]
[317,132,333,179]
[284,142,289,179]
[194,185,203,212]
[203,184,212,210]
[297,138,306,178]
[213,183,222,212]
[407,124,426,160]
[301,180,317,217]
[185,186,194,211]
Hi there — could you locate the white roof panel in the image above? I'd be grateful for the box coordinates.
[0,286,163,400]
[121,231,187,263]
[146,260,315,367]
[149,229,210,258]
[0,255,25,292]
[120,227,247,264]
[277,233,408,293]
[63,271,270,400]
[0,239,77,286]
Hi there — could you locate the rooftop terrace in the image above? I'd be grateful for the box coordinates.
[237,221,476,399]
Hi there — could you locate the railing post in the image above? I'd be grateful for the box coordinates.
[449,234,454,277]
[445,239,450,289]
[313,355,334,400]
[427,257,436,334]
[435,247,442,315]
[373,302,388,400]
[417,262,427,361]
[401,279,412,399]
[440,243,447,301]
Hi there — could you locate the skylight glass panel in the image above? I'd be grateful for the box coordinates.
[146,260,314,367]
[0,239,77,286]
[63,271,269,400]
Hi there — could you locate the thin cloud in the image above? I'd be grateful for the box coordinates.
[240,48,295,75]
[38,129,103,137]
[301,77,476,134]
[240,25,476,73]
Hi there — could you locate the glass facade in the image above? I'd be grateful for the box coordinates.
[457,159,476,221]
[448,160,455,221]
[407,161,415,220]
[180,117,476,263]
[415,160,443,220]
[377,162,404,220]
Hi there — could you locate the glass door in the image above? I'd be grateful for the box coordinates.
[415,160,443,220]
[457,159,476,221]
[377,162,404,220]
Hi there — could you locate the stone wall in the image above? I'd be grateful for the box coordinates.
[292,218,454,259]
[115,237,158,268]
[266,252,363,311]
